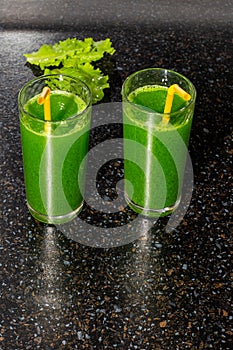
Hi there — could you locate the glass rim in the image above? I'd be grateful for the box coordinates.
[122,67,196,117]
[18,74,92,124]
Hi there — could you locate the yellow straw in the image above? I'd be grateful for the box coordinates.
[162,84,191,125]
[37,87,51,132]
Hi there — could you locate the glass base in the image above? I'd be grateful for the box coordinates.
[125,194,181,217]
[27,202,84,224]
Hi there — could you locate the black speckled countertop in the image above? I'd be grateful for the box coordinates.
[0,1,232,349]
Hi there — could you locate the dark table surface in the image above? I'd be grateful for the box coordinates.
[0,1,232,349]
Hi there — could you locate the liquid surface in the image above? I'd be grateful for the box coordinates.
[128,85,188,114]
[25,91,87,121]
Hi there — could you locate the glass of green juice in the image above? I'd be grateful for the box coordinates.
[18,74,92,224]
[122,68,196,217]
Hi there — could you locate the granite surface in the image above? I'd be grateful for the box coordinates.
[0,2,232,349]
[1,0,232,29]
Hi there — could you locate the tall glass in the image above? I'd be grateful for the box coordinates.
[122,68,196,217]
[18,74,92,224]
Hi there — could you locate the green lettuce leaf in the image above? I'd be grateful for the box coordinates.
[44,64,109,104]
[24,37,115,103]
[24,37,115,70]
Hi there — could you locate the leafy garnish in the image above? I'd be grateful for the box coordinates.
[44,64,110,104]
[24,37,115,104]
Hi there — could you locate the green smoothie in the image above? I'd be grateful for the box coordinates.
[123,84,194,215]
[20,90,91,223]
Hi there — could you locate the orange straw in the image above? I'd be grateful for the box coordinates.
[162,84,191,125]
[37,87,51,132]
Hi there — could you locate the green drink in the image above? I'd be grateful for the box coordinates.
[19,75,92,224]
[122,68,196,217]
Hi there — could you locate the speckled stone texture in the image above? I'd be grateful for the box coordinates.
[0,3,232,349]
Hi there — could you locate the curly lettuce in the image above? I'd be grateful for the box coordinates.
[24,37,115,104]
